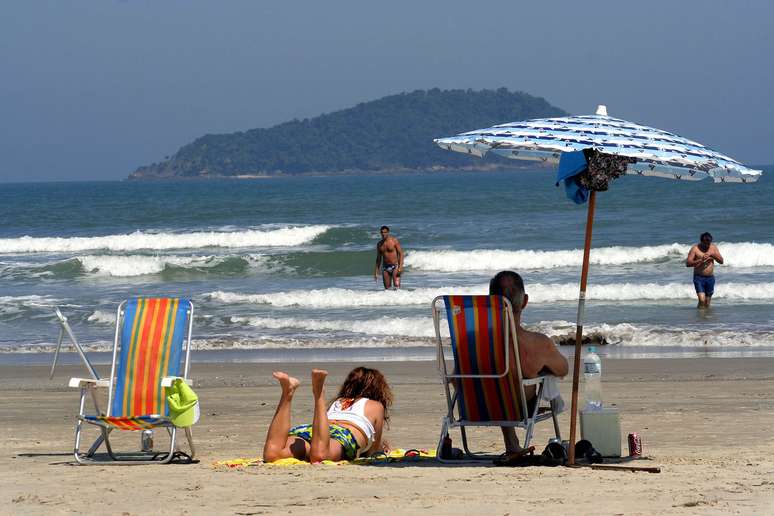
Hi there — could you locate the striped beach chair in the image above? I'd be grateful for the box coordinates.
[432,295,561,461]
[70,298,196,464]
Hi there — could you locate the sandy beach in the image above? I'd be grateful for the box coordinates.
[1,357,773,515]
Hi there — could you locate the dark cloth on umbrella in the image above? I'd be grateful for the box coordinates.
[579,149,637,192]
[556,149,637,204]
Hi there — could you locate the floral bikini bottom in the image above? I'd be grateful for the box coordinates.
[288,423,359,461]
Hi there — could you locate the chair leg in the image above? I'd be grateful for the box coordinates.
[436,418,450,463]
[184,427,196,459]
[159,428,177,464]
[551,400,561,440]
[523,422,535,449]
[73,419,85,464]
[86,432,106,457]
[460,426,473,456]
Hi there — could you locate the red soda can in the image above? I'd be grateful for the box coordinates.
[627,433,642,457]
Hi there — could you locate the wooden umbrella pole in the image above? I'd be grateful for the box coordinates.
[568,190,597,466]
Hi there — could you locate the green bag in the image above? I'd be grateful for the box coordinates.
[165,378,200,427]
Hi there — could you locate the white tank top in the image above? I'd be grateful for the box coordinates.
[327,398,376,453]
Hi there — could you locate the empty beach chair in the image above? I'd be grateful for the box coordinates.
[70,298,197,464]
[432,295,561,461]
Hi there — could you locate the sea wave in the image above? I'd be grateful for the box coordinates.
[206,286,484,308]
[532,320,774,348]
[86,310,117,325]
[77,254,268,277]
[0,295,70,321]
[229,315,446,338]
[8,318,771,353]
[0,225,331,254]
[406,242,774,271]
[206,281,774,308]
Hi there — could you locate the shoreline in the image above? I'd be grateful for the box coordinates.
[4,344,774,368]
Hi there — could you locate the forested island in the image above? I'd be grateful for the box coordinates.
[129,88,566,179]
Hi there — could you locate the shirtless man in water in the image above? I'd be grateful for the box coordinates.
[374,225,403,289]
[686,232,724,308]
[489,271,568,456]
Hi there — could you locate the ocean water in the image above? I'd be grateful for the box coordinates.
[2,168,773,363]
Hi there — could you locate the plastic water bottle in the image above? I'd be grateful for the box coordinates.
[582,346,603,411]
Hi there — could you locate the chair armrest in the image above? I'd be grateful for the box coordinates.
[161,376,193,387]
[69,377,110,388]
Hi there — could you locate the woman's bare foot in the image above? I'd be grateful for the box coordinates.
[272,371,300,396]
[311,369,328,398]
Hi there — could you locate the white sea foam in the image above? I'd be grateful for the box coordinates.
[229,315,447,338]
[0,295,59,316]
[527,282,774,303]
[0,225,330,254]
[206,286,484,308]
[86,310,117,325]
[530,320,774,348]
[76,254,268,277]
[406,242,774,271]
[6,318,774,353]
[206,281,774,308]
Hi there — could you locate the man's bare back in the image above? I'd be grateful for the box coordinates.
[515,327,569,379]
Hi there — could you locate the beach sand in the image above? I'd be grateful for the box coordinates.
[2,357,774,515]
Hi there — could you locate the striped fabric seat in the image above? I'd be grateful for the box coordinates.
[106,298,190,428]
[443,295,522,422]
[83,415,168,430]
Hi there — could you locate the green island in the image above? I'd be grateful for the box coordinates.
[129,88,566,180]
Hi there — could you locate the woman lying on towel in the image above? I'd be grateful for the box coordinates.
[262,367,393,462]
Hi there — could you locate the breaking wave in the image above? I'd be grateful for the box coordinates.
[406,242,774,271]
[0,225,331,254]
[5,314,774,353]
[206,286,484,308]
[532,320,774,349]
[206,281,774,308]
[230,315,445,338]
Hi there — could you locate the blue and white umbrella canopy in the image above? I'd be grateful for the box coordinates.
[435,106,762,183]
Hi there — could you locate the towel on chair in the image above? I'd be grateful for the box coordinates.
[542,376,565,413]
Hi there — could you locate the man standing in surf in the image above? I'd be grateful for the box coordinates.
[374,225,404,289]
[686,232,724,308]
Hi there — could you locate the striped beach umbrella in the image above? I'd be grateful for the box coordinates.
[435,105,762,183]
[434,105,762,465]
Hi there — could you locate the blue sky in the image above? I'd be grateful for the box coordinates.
[1,0,772,182]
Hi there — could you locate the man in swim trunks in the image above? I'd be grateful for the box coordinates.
[374,225,404,289]
[686,232,724,308]
[489,271,569,457]
[490,271,569,457]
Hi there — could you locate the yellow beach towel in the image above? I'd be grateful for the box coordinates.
[213,449,436,469]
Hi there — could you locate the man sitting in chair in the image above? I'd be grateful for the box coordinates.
[489,270,569,456]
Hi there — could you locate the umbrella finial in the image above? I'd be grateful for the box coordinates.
[595,105,608,116]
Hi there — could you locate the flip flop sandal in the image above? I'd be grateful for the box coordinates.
[574,439,603,464]
[493,446,536,466]
[541,442,568,465]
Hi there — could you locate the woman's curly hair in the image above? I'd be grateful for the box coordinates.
[335,367,393,422]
